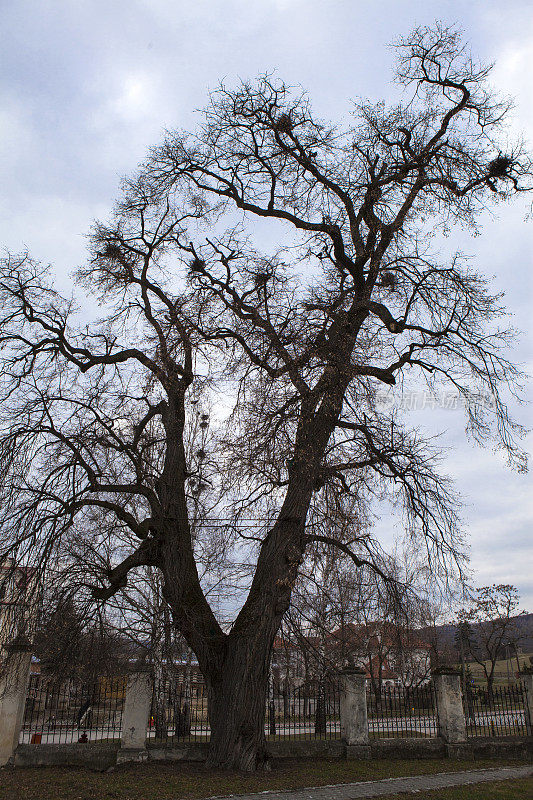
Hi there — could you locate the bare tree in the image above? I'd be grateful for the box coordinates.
[289,551,437,695]
[0,25,530,769]
[32,594,132,683]
[458,584,525,696]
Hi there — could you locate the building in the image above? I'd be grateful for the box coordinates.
[330,622,432,688]
[0,558,38,659]
[271,622,432,689]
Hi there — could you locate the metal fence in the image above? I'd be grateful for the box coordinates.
[464,682,531,738]
[147,680,210,744]
[267,682,341,740]
[19,672,532,748]
[20,674,125,744]
[147,679,342,744]
[366,683,439,739]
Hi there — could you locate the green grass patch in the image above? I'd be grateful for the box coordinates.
[1,757,530,800]
[459,652,533,687]
[378,777,533,799]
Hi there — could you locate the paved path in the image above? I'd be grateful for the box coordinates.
[207,765,533,800]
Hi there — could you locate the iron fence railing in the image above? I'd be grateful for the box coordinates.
[19,672,532,748]
[147,680,210,744]
[366,683,439,739]
[463,682,531,738]
[20,674,125,744]
[147,679,341,744]
[267,681,341,740]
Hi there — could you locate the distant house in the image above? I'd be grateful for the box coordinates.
[167,655,206,688]
[0,558,38,658]
[270,622,432,689]
[330,622,432,688]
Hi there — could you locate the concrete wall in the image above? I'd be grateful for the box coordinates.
[13,735,532,770]
[120,669,153,751]
[267,740,346,760]
[434,670,466,743]
[469,737,533,761]
[339,668,369,747]
[147,743,209,762]
[15,742,119,771]
[0,641,32,766]
[520,671,533,735]
[370,737,446,760]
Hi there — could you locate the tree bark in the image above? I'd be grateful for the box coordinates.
[486,667,496,701]
[204,636,272,771]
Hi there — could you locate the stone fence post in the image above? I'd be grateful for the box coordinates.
[339,667,370,758]
[118,666,153,763]
[519,668,533,736]
[0,638,33,766]
[433,668,467,756]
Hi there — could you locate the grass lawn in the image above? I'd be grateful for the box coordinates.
[1,757,530,800]
[461,652,533,687]
[378,777,533,799]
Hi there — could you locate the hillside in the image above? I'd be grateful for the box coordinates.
[423,612,533,664]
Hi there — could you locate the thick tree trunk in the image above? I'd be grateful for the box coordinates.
[205,638,272,771]
[161,481,313,769]
[154,341,356,767]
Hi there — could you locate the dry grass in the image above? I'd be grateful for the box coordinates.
[465,652,533,686]
[1,757,530,800]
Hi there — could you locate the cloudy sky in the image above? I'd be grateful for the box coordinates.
[1,0,532,612]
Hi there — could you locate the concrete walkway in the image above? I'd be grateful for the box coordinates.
[208,765,533,800]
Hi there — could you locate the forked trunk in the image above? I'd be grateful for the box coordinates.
[162,476,312,769]
[205,640,271,771]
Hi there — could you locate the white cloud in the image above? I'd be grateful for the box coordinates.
[113,74,157,119]
[0,95,35,178]
[491,30,533,141]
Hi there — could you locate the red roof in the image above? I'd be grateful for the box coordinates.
[330,622,431,651]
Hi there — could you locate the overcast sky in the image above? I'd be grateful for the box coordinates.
[1,0,532,614]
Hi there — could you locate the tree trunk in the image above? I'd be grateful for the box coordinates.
[154,698,168,740]
[268,698,276,736]
[314,684,327,736]
[205,640,271,771]
[160,442,318,769]
[486,669,495,701]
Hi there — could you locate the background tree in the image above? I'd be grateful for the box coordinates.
[33,594,132,684]
[287,548,436,695]
[457,584,525,696]
[0,24,531,769]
